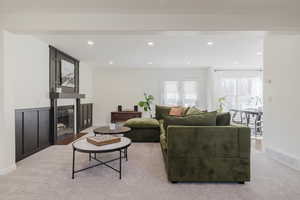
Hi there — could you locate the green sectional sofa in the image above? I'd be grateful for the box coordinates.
[125,105,251,183]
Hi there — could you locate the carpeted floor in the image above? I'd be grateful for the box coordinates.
[0,133,300,200]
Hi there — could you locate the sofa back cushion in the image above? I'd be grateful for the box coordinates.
[164,111,217,129]
[155,105,172,120]
[216,112,231,126]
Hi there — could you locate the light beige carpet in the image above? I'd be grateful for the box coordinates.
[0,139,300,200]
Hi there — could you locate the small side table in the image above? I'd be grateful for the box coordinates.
[93,126,131,136]
[111,111,142,123]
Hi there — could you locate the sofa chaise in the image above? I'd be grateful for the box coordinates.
[124,118,160,142]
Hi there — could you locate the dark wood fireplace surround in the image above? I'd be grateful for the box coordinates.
[49,46,85,144]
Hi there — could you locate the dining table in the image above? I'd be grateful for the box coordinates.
[229,108,263,136]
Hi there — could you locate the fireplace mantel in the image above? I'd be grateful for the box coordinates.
[50,92,85,99]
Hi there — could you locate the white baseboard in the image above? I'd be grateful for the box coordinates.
[266,147,300,171]
[0,164,16,175]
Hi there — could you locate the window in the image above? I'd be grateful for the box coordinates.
[163,81,179,106]
[182,81,198,107]
[218,75,263,110]
[163,81,198,106]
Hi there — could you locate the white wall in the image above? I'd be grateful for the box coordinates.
[264,34,300,170]
[0,31,93,174]
[0,29,16,175]
[6,32,50,108]
[80,62,93,104]
[3,13,300,33]
[1,30,17,174]
[0,30,3,138]
[92,68,208,125]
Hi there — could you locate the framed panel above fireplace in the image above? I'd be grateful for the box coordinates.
[50,46,80,94]
[60,59,75,93]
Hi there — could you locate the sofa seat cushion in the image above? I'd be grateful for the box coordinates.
[124,118,159,129]
[164,111,217,129]
[159,119,168,151]
[160,133,168,151]
[159,119,166,137]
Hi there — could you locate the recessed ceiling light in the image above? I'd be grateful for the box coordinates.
[109,61,114,65]
[147,41,154,47]
[87,40,94,46]
[207,41,214,46]
[147,62,153,65]
[256,52,263,56]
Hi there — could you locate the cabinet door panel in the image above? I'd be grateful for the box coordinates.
[87,104,92,127]
[80,104,84,131]
[38,110,51,148]
[15,112,23,161]
[23,111,38,155]
[90,104,93,126]
[83,104,88,128]
[79,104,93,130]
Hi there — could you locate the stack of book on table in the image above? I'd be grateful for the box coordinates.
[87,135,121,146]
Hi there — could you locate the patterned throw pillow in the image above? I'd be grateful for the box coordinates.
[185,106,204,116]
[169,107,185,116]
[155,105,189,120]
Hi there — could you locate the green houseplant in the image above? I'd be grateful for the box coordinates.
[138,93,154,118]
[217,96,226,113]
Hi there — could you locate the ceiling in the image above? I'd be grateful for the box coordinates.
[35,31,264,69]
[1,0,300,15]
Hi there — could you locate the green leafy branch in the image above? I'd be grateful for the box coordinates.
[138,93,154,117]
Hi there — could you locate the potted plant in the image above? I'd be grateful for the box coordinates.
[138,93,154,118]
[217,96,226,113]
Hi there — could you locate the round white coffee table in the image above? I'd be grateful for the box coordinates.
[72,136,131,179]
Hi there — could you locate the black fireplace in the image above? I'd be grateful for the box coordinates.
[57,105,74,140]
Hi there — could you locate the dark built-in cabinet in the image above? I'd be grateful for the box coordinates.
[111,111,142,123]
[15,103,93,162]
[15,108,51,162]
[80,103,93,131]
